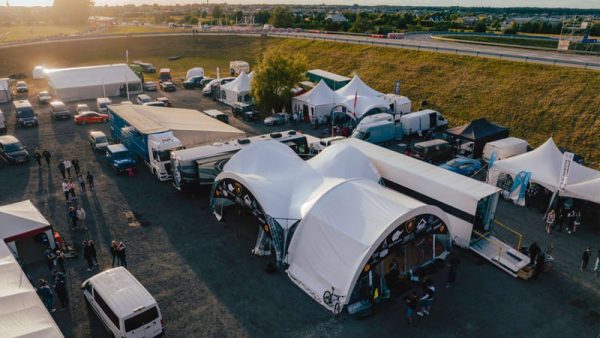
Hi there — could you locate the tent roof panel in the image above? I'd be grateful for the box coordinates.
[0,200,51,242]
[45,64,140,90]
[446,118,508,141]
[221,72,251,93]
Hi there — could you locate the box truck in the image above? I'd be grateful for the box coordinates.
[482,137,529,162]
[351,113,403,145]
[400,110,448,135]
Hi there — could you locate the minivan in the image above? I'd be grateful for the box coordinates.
[136,94,153,105]
[97,97,112,113]
[89,131,109,151]
[49,100,71,120]
[82,267,164,338]
[203,109,229,124]
[13,100,38,127]
[411,139,453,164]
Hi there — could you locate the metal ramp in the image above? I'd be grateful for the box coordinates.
[470,235,530,277]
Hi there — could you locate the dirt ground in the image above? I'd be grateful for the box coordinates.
[0,80,599,338]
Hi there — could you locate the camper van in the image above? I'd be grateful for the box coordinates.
[81,267,164,338]
[351,113,402,144]
[482,137,529,162]
[97,98,112,113]
[14,100,38,127]
[400,110,448,135]
[412,139,453,164]
[229,61,250,76]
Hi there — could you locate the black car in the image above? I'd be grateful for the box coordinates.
[182,76,205,89]
[160,81,176,92]
[232,102,259,121]
[0,135,29,164]
[132,61,156,73]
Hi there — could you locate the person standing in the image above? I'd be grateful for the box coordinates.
[89,240,98,267]
[111,241,119,267]
[567,210,575,234]
[37,279,55,312]
[34,149,42,167]
[62,180,70,201]
[545,209,555,235]
[594,250,600,277]
[76,206,86,230]
[117,242,127,268]
[554,208,565,232]
[55,250,66,273]
[86,172,94,190]
[404,290,418,326]
[64,159,72,177]
[42,149,51,166]
[581,247,592,271]
[446,261,457,288]
[77,174,86,192]
[72,157,80,175]
[528,242,541,265]
[417,283,435,316]
[44,247,55,271]
[83,240,95,271]
[53,271,69,310]
[68,207,77,230]
[68,179,76,198]
[573,210,581,233]
[58,161,66,180]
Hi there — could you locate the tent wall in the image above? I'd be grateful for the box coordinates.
[50,81,142,102]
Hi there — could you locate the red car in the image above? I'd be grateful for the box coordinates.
[74,111,108,125]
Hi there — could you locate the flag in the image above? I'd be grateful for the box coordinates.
[353,91,357,117]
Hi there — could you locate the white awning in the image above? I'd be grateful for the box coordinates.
[0,200,52,242]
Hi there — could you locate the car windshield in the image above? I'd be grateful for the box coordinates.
[112,151,129,160]
[95,136,108,143]
[17,109,34,118]
[5,142,24,152]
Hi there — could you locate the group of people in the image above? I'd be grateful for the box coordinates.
[544,207,581,235]
[67,206,86,231]
[36,271,68,313]
[110,240,128,268]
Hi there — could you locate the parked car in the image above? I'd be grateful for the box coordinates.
[439,157,482,176]
[75,111,108,125]
[76,104,91,113]
[105,144,136,173]
[132,61,156,73]
[159,81,176,92]
[13,100,37,127]
[263,113,289,126]
[15,81,28,93]
[136,94,153,105]
[156,97,171,107]
[49,101,71,120]
[411,139,453,164]
[81,267,164,338]
[0,135,29,164]
[231,102,258,121]
[198,77,213,88]
[143,81,158,91]
[182,76,204,89]
[89,131,109,151]
[37,91,52,104]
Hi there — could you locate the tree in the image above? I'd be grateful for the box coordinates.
[349,13,371,33]
[255,10,271,24]
[473,20,487,33]
[251,49,307,114]
[268,7,294,28]
[53,0,94,25]
[211,5,223,20]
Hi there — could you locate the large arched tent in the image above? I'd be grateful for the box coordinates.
[286,179,449,313]
[292,80,336,122]
[220,71,252,105]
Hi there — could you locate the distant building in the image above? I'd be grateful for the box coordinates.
[325,14,347,23]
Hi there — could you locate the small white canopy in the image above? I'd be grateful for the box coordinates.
[185,67,204,80]
[221,72,252,104]
[488,138,600,199]
[0,241,64,338]
[286,179,449,312]
[0,78,10,104]
[0,200,52,243]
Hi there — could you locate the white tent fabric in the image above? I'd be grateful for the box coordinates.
[335,75,383,98]
[286,179,448,311]
[292,80,337,122]
[0,241,63,338]
[221,72,252,104]
[561,176,600,204]
[0,78,10,104]
[45,64,142,102]
[488,138,600,200]
[0,200,53,243]
[185,67,204,80]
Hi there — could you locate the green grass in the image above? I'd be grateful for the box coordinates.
[440,35,559,49]
[1,35,598,167]
[0,24,87,42]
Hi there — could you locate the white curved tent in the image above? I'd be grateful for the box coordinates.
[221,71,252,104]
[286,179,449,312]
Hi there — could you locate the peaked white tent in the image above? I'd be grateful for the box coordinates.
[0,78,11,104]
[488,138,600,203]
[45,64,142,102]
[221,71,252,104]
[0,241,64,338]
[292,80,336,122]
[334,75,390,119]
[0,200,55,256]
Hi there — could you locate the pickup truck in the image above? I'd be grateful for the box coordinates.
[105,144,137,173]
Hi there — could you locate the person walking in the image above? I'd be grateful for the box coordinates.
[545,209,555,235]
[581,247,592,271]
[68,179,76,198]
[58,161,66,180]
[53,271,69,310]
[417,283,435,316]
[594,250,600,277]
[77,174,86,192]
[72,157,80,175]
[55,250,66,273]
[117,242,127,268]
[111,241,119,267]
[34,149,42,167]
[44,247,55,271]
[567,210,575,234]
[76,206,86,230]
[37,279,55,312]
[554,208,565,232]
[64,159,72,177]
[89,240,98,267]
[573,210,581,233]
[404,290,418,326]
[86,172,94,190]
[83,240,96,271]
[68,207,78,230]
[42,149,51,166]
[62,180,70,201]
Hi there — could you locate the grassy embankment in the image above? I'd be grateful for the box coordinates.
[0,24,87,42]
[0,35,598,167]
[439,34,600,52]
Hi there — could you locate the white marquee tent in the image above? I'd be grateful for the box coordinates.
[0,240,63,338]
[292,80,336,122]
[488,138,600,204]
[46,64,142,102]
[0,200,56,256]
[221,71,252,105]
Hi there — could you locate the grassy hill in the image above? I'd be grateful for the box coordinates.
[1,35,599,167]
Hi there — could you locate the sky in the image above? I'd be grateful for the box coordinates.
[6,0,600,8]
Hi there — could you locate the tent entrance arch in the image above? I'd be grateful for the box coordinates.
[346,213,450,314]
[211,178,293,263]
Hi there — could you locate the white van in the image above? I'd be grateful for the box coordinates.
[97,97,112,113]
[82,267,164,338]
[0,109,6,134]
[482,137,529,162]
[400,110,447,135]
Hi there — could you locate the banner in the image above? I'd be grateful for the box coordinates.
[558,152,574,190]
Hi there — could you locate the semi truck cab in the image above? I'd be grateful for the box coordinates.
[147,132,183,181]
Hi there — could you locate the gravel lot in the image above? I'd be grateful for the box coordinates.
[0,80,598,338]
